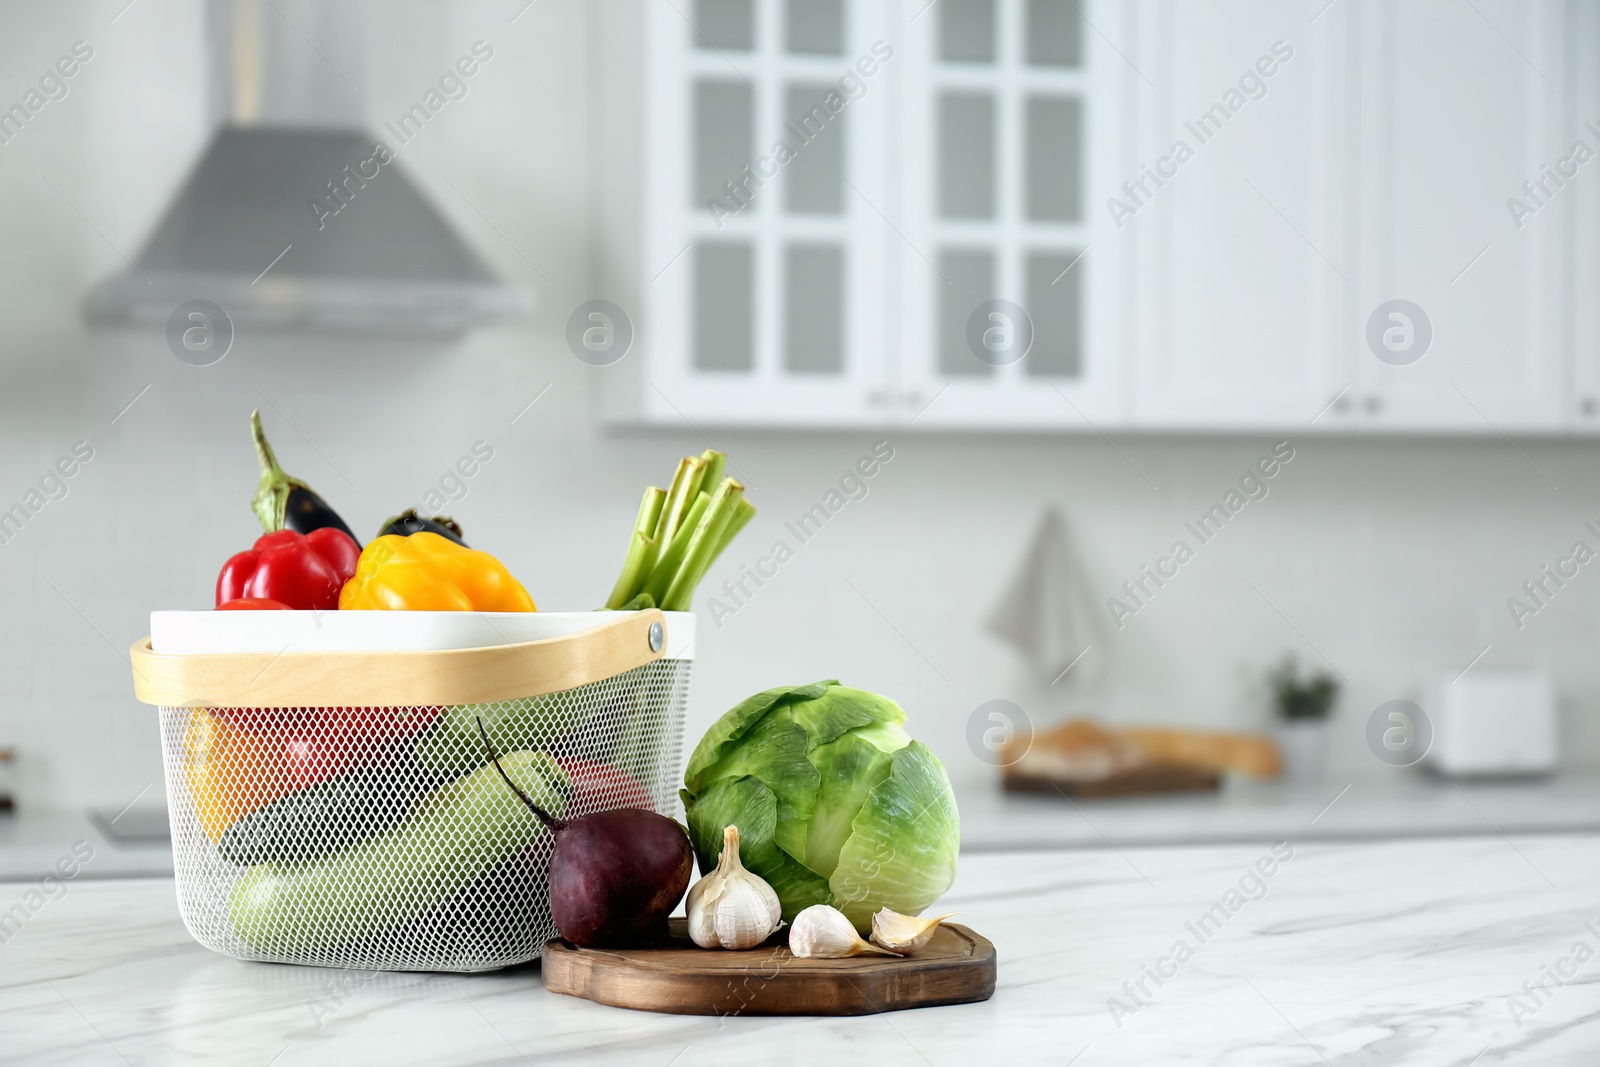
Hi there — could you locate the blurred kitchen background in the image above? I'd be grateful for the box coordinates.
[5,0,1600,875]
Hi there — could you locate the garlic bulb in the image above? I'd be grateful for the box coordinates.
[788,904,896,959]
[870,908,959,956]
[686,825,782,949]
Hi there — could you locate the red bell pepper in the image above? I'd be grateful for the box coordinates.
[215,528,360,611]
[216,597,292,610]
[556,757,654,814]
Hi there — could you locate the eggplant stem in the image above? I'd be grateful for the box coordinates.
[476,717,565,833]
[250,410,285,479]
[250,410,296,533]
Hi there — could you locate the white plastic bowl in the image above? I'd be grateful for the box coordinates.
[150,609,696,658]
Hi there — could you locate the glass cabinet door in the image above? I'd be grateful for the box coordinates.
[893,0,1126,428]
[640,0,896,427]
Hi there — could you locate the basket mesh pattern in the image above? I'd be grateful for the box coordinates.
[159,657,690,973]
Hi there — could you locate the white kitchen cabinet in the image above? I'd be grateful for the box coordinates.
[1128,0,1355,430]
[1343,0,1567,434]
[597,0,1580,436]
[1572,0,1600,432]
[597,0,1126,430]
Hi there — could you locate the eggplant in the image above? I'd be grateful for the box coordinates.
[377,509,467,546]
[249,411,360,543]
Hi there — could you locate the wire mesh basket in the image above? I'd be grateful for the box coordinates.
[131,609,691,973]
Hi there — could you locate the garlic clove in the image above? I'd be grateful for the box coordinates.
[685,870,725,948]
[870,908,961,956]
[712,872,781,949]
[687,825,783,950]
[789,904,897,959]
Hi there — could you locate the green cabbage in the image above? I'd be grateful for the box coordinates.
[680,680,959,930]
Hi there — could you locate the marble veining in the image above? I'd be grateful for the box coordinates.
[2,835,1598,1065]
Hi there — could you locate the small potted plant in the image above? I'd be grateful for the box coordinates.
[1268,656,1339,782]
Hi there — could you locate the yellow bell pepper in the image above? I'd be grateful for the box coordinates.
[184,707,361,841]
[338,532,537,611]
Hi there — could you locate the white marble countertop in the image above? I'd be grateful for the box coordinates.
[958,770,1600,852]
[3,835,1596,1065]
[10,772,1600,883]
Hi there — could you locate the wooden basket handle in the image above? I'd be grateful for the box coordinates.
[130,610,670,708]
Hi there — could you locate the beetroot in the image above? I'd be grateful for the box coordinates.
[478,720,692,947]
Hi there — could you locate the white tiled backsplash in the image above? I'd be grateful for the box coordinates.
[6,332,1600,814]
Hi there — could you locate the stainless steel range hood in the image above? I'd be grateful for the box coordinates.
[85,0,528,336]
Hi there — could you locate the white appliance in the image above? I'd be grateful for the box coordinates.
[1430,670,1556,776]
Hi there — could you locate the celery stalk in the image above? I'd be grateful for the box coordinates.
[603,487,666,610]
[697,450,726,498]
[661,479,744,611]
[713,496,756,557]
[640,490,711,605]
[639,486,667,540]
[656,456,707,548]
[697,495,755,579]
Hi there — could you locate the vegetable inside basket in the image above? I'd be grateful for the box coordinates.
[131,609,692,973]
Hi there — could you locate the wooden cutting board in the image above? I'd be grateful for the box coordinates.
[542,918,995,1016]
[1004,764,1221,797]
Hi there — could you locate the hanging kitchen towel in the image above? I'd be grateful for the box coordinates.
[987,507,1107,685]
